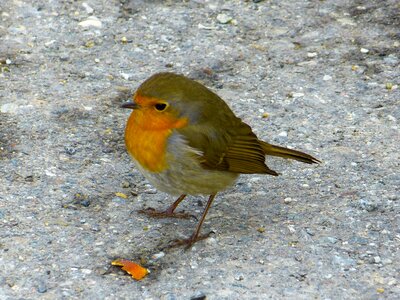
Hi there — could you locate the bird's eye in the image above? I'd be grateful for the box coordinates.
[154,103,168,111]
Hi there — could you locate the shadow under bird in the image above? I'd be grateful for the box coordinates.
[122,72,320,248]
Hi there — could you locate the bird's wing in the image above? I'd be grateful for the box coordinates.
[177,120,278,176]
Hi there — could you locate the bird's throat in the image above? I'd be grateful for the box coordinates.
[125,115,170,173]
[124,106,189,173]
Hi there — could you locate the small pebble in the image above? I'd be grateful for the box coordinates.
[217,13,232,24]
[235,274,244,281]
[385,82,393,90]
[291,92,305,98]
[307,52,318,58]
[323,75,332,81]
[44,40,56,47]
[287,225,296,233]
[144,188,157,194]
[373,256,381,264]
[387,115,396,122]
[85,40,95,48]
[190,261,198,269]
[257,227,266,233]
[151,252,165,260]
[78,16,102,28]
[284,197,296,203]
[360,48,369,53]
[262,112,269,118]
[337,18,356,26]
[64,146,77,155]
[121,181,130,188]
[121,73,133,81]
[59,54,69,61]
[205,237,217,246]
[278,131,288,137]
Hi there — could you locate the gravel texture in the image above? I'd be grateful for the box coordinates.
[1,0,399,299]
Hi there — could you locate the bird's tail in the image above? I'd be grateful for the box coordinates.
[260,141,320,164]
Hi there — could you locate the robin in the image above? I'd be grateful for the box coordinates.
[122,72,319,248]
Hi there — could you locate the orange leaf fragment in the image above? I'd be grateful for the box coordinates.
[112,259,149,280]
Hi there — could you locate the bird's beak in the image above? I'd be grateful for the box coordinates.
[121,101,138,109]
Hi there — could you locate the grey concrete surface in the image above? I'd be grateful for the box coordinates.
[1,0,399,299]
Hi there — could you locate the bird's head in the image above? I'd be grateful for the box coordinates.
[122,72,225,131]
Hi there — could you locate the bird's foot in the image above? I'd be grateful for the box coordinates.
[168,231,215,249]
[138,207,195,220]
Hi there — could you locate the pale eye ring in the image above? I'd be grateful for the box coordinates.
[154,103,168,111]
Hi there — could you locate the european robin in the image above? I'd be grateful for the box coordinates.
[122,72,319,248]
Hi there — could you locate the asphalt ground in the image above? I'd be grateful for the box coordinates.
[1,0,399,299]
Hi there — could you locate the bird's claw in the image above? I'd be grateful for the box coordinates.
[168,231,215,249]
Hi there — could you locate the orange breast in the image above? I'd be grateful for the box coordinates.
[124,107,188,173]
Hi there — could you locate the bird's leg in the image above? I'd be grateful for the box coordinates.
[138,194,193,219]
[169,194,216,249]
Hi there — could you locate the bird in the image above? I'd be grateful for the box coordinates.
[121,72,319,248]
